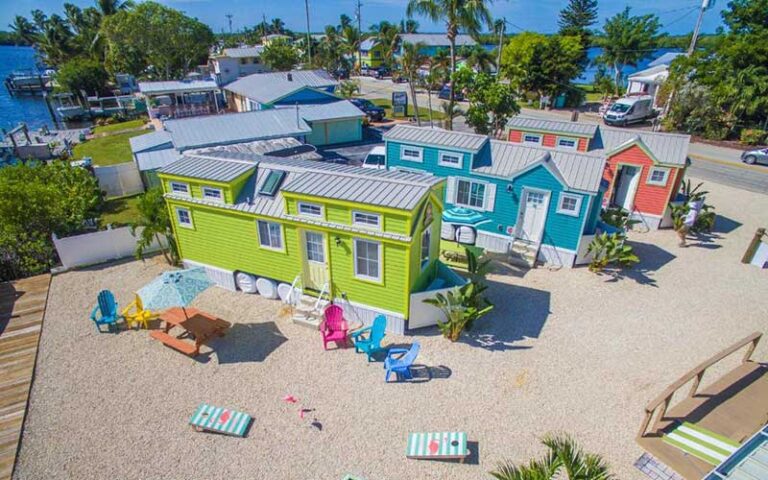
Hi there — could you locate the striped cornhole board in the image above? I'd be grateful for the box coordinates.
[406,432,468,461]
[189,403,252,437]
[663,422,739,465]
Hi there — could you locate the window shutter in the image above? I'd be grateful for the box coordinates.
[446,177,457,204]
[484,183,496,212]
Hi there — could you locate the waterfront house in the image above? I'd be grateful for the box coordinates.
[359,39,385,69]
[209,46,269,86]
[158,150,452,333]
[506,117,690,230]
[138,79,222,120]
[396,33,477,57]
[383,125,607,268]
[225,70,339,112]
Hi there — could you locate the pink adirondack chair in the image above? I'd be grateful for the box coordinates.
[320,305,348,350]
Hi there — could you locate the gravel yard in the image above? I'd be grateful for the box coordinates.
[14,176,768,480]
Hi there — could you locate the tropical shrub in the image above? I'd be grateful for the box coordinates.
[130,187,179,265]
[337,80,359,99]
[587,232,639,272]
[740,129,767,146]
[600,207,640,230]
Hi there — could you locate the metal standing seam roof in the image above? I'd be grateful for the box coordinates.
[129,130,173,153]
[224,70,338,104]
[164,109,312,151]
[138,79,219,95]
[159,155,256,182]
[359,38,378,50]
[598,128,690,166]
[222,46,265,58]
[135,148,181,172]
[383,124,488,152]
[298,101,365,121]
[506,116,599,137]
[399,33,477,47]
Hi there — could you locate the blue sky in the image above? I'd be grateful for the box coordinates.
[1,0,727,36]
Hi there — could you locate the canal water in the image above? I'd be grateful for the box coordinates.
[0,45,59,131]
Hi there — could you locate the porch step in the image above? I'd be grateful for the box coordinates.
[291,293,327,330]
[508,240,538,268]
[292,312,322,330]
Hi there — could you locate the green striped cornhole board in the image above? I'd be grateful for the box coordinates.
[663,422,739,465]
[189,403,252,437]
[406,432,468,461]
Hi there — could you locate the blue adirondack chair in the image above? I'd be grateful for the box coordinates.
[384,341,420,382]
[352,315,387,362]
[90,290,121,333]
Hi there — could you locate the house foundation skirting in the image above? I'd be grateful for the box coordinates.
[630,211,664,230]
[537,244,579,268]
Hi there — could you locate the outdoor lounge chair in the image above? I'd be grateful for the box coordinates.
[384,341,420,382]
[406,431,469,462]
[189,403,252,437]
[321,305,348,350]
[90,290,122,333]
[662,422,739,465]
[122,294,158,329]
[352,315,387,361]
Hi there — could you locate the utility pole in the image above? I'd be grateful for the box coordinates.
[305,0,312,65]
[225,14,233,34]
[688,0,712,55]
[355,0,363,71]
[496,18,505,75]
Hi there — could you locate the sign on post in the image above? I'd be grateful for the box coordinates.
[392,91,408,117]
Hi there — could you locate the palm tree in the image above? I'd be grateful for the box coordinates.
[270,17,285,35]
[440,100,462,127]
[341,26,363,72]
[9,16,38,45]
[373,22,401,70]
[96,0,132,17]
[460,44,496,73]
[400,19,420,33]
[36,15,75,66]
[406,0,493,129]
[130,188,178,265]
[400,42,427,126]
[490,434,614,480]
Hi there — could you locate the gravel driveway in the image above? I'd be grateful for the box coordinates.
[14,176,768,480]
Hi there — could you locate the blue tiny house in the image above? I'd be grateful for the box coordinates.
[383,125,607,267]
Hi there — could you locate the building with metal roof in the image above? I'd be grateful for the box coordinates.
[128,130,172,153]
[209,46,269,85]
[138,79,219,95]
[225,70,339,111]
[383,124,488,152]
[398,33,476,47]
[138,79,223,121]
[222,46,265,58]
[506,116,599,138]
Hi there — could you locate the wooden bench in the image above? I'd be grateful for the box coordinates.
[150,331,198,356]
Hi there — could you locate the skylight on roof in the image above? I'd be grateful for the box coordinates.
[259,170,286,196]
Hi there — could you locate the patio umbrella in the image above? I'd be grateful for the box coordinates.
[137,267,213,316]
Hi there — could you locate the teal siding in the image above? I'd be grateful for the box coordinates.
[307,119,362,146]
[584,189,604,235]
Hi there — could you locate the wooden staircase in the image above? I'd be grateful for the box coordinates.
[508,239,538,268]
[289,279,329,330]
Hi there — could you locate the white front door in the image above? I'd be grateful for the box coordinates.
[301,230,329,291]
[517,190,550,244]
[613,165,640,211]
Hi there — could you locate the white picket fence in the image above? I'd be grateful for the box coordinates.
[53,226,166,270]
[94,162,144,198]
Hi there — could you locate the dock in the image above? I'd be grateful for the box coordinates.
[0,275,51,480]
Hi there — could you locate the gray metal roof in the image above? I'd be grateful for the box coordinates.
[135,148,180,172]
[224,70,338,104]
[129,130,172,153]
[298,100,365,121]
[164,109,312,151]
[383,124,488,152]
[138,79,219,95]
[159,155,256,182]
[473,141,606,193]
[360,38,378,50]
[399,33,476,47]
[648,52,683,68]
[598,128,690,166]
[506,116,599,137]
[190,137,322,161]
[222,46,265,58]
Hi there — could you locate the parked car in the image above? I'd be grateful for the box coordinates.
[741,147,768,165]
[603,96,655,127]
[332,67,350,80]
[349,98,385,122]
[438,84,464,101]
[391,73,407,83]
[373,67,391,79]
[362,146,387,169]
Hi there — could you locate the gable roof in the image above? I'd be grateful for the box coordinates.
[597,128,690,166]
[135,148,180,172]
[160,155,256,182]
[138,79,218,95]
[224,70,338,104]
[399,33,476,47]
[298,100,365,121]
[648,52,683,68]
[507,116,599,138]
[360,38,379,50]
[384,124,488,153]
[222,46,265,58]
[129,130,172,153]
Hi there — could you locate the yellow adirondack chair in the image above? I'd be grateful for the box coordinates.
[122,294,158,329]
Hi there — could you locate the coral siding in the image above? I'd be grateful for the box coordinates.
[578,137,589,152]
[508,130,522,143]
[542,134,557,148]
[603,145,680,216]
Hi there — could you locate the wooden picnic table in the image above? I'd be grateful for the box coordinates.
[151,307,231,356]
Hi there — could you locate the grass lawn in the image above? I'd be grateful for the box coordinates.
[576,84,604,103]
[369,98,446,121]
[72,130,144,166]
[100,194,142,227]
[93,119,148,135]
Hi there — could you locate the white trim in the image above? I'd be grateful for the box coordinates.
[515,187,551,244]
[256,219,285,251]
[454,177,488,210]
[522,132,542,145]
[201,186,224,203]
[537,243,578,268]
[573,196,593,263]
[297,201,324,218]
[353,238,382,282]
[437,150,463,169]
[352,211,381,230]
[175,206,193,228]
[170,181,190,196]
[400,145,423,163]
[420,227,431,270]
[556,192,582,217]
[556,136,578,150]
[647,166,670,186]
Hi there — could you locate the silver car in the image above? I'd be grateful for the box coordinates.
[742,147,768,165]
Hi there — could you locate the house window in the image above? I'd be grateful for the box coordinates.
[257,220,283,250]
[304,232,325,263]
[557,193,582,217]
[354,239,381,281]
[557,137,578,150]
[438,151,463,168]
[175,207,193,228]
[170,182,190,196]
[522,133,542,145]
[647,167,670,186]
[352,211,381,229]
[420,227,431,269]
[202,186,223,202]
[298,202,323,218]
[455,179,486,209]
[400,146,423,162]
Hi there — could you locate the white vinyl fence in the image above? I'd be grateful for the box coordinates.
[94,162,144,197]
[53,226,166,270]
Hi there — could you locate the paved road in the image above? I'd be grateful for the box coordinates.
[354,76,768,195]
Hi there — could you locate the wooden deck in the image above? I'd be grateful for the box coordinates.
[0,275,51,480]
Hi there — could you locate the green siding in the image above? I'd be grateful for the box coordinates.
[286,197,409,235]
[163,178,234,204]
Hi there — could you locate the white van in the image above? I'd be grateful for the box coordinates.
[603,96,654,127]
[362,146,387,169]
